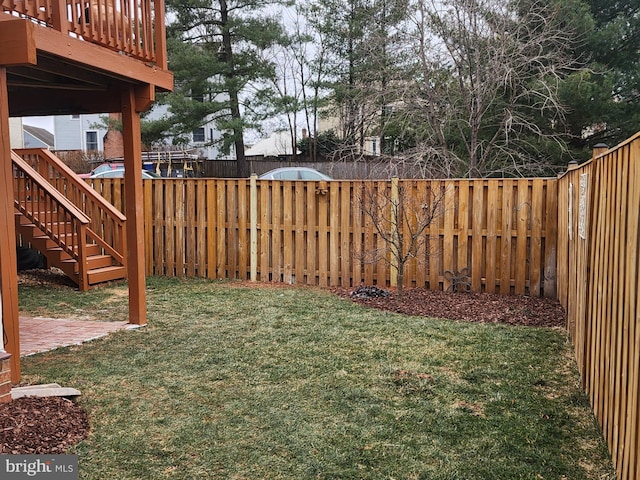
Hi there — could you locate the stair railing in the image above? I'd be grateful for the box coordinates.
[14,148,126,269]
[12,153,91,290]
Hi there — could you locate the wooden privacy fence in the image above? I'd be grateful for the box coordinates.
[90,177,558,296]
[558,133,640,480]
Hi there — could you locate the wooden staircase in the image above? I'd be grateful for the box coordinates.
[12,149,127,290]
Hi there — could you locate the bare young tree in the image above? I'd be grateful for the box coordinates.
[357,178,445,299]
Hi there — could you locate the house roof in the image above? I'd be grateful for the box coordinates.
[245,131,299,157]
[23,124,54,148]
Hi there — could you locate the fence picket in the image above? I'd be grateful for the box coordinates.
[197,181,207,277]
[282,181,294,284]
[341,181,351,286]
[530,179,543,296]
[175,181,185,277]
[514,180,529,295]
[317,183,329,287]
[259,182,269,282]
[306,182,318,285]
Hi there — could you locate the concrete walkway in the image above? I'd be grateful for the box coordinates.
[19,316,131,356]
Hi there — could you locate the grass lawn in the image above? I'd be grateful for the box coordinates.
[18,277,615,479]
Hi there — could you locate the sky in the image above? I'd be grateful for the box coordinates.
[22,116,54,133]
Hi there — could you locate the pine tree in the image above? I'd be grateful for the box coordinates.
[560,0,640,154]
[158,0,289,176]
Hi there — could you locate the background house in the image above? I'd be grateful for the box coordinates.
[50,107,227,158]
[245,130,299,157]
[23,125,55,149]
[44,107,227,175]
[53,114,106,152]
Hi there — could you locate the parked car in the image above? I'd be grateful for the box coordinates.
[78,162,124,178]
[89,169,162,179]
[258,167,332,181]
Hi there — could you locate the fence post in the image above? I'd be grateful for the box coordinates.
[250,174,258,282]
[390,177,399,288]
[592,143,608,160]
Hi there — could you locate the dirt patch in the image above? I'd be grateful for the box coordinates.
[0,396,89,454]
[18,268,76,288]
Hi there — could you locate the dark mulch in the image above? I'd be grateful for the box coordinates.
[0,271,89,455]
[332,286,566,328]
[0,396,89,454]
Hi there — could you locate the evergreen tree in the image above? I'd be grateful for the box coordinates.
[157,0,289,176]
[559,0,640,155]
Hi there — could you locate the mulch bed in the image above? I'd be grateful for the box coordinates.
[332,286,567,328]
[0,396,89,454]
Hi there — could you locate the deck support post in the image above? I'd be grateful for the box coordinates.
[0,67,20,382]
[121,86,147,326]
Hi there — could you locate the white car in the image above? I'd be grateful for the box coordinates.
[258,167,332,181]
[89,169,162,179]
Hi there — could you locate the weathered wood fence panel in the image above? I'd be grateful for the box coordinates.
[92,177,557,296]
[557,133,640,480]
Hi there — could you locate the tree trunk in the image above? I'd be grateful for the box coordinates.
[220,0,247,178]
[396,261,404,300]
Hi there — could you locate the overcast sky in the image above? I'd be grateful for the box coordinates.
[22,116,54,132]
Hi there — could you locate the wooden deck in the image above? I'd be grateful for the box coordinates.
[1,0,174,381]
[1,0,172,116]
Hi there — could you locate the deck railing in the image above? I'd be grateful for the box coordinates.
[1,0,166,67]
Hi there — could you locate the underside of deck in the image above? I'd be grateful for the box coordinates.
[0,14,173,116]
[1,0,173,382]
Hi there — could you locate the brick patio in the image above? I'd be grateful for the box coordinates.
[19,316,131,356]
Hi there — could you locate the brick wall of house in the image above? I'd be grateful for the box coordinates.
[0,352,12,403]
[103,113,124,160]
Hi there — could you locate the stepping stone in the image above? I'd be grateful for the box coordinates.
[11,383,81,400]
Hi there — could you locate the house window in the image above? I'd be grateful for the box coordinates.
[192,127,205,143]
[86,131,98,151]
[71,114,80,119]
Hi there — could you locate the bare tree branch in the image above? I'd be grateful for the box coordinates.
[356,180,445,298]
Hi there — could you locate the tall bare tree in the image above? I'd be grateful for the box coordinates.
[397,0,579,177]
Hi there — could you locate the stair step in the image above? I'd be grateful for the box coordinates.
[17,220,74,232]
[87,254,115,269]
[57,260,80,280]
[87,265,127,285]
[44,244,101,258]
